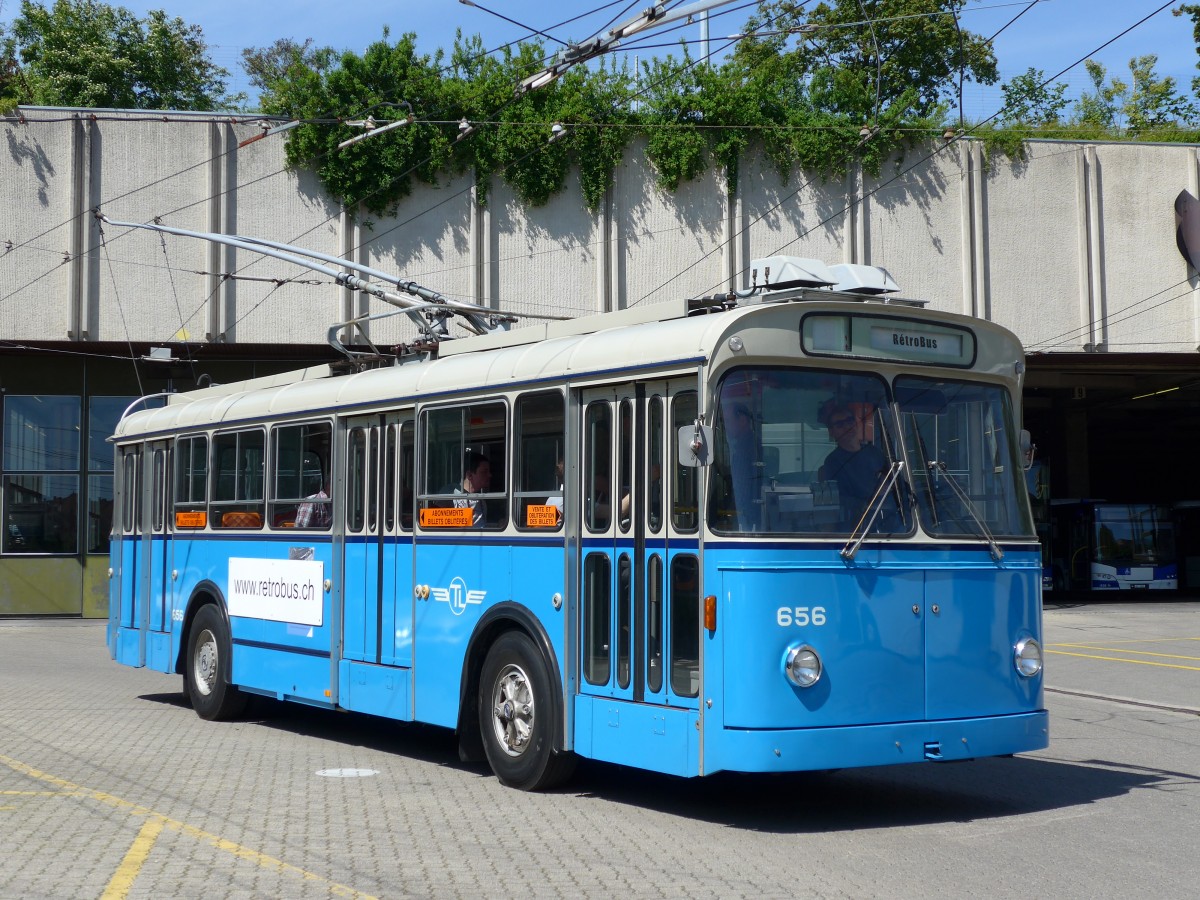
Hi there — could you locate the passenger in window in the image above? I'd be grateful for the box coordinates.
[296,472,332,528]
[818,405,887,530]
[451,452,491,526]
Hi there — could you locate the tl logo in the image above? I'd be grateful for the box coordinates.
[430,577,486,616]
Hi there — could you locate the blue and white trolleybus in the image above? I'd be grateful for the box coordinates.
[108,256,1048,789]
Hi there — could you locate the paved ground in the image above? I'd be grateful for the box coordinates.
[1,601,1198,899]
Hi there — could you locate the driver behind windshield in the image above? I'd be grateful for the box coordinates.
[818,404,888,530]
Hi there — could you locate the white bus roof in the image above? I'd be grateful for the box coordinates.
[113,292,1024,441]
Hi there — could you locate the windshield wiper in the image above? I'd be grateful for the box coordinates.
[928,461,1004,561]
[876,405,911,531]
[841,460,905,561]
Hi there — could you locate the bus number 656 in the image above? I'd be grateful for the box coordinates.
[777,606,827,627]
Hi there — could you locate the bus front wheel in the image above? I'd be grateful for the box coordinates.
[478,631,574,791]
[185,604,247,721]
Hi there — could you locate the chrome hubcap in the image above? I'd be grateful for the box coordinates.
[194,628,218,696]
[490,663,534,757]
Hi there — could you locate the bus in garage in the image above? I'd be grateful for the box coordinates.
[1045,501,1177,592]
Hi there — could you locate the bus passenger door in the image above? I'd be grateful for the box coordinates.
[113,445,141,665]
[146,441,174,670]
[114,440,170,668]
[578,382,701,713]
[341,413,413,670]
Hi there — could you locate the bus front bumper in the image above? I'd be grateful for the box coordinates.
[705,710,1049,774]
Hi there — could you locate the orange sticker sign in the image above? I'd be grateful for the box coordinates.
[525,505,560,528]
[419,507,475,528]
[175,510,207,528]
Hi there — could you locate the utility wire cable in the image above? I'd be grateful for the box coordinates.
[96,218,144,395]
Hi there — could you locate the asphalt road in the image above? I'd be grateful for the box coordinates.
[2,601,1197,899]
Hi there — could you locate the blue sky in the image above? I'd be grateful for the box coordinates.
[3,1,1196,119]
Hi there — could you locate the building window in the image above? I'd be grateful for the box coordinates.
[2,396,81,554]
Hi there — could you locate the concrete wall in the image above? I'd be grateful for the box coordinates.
[3,111,1199,354]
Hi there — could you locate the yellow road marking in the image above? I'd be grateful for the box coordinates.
[1049,644,1200,662]
[1049,637,1200,646]
[101,815,164,900]
[0,754,376,899]
[0,790,79,796]
[1046,649,1200,671]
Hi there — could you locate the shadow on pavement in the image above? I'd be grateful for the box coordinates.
[139,689,1184,833]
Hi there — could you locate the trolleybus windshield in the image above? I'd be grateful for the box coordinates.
[896,377,1033,541]
[708,367,903,536]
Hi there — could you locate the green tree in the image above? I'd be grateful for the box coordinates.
[735,1,998,124]
[242,38,335,104]
[1073,56,1196,135]
[1073,60,1120,130]
[723,0,996,181]
[255,28,637,214]
[1123,54,1196,133]
[999,68,1069,127]
[2,18,32,111]
[1174,3,1200,97]
[3,0,235,111]
[261,28,468,215]
[235,1,1002,212]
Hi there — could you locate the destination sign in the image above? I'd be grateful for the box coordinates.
[801,314,974,367]
[869,326,963,358]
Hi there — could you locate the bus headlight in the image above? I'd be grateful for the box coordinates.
[784,644,822,688]
[1014,637,1043,678]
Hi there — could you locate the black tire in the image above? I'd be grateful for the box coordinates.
[184,604,248,721]
[478,631,576,791]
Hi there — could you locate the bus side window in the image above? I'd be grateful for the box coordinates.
[419,402,508,529]
[122,448,140,534]
[210,430,265,529]
[152,450,166,532]
[671,391,698,533]
[271,422,332,530]
[347,427,368,533]
[584,402,611,532]
[648,396,664,534]
[583,553,611,685]
[173,436,207,529]
[400,421,415,530]
[514,391,564,531]
[669,553,700,698]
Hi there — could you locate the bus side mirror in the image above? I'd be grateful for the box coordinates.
[1020,429,1036,471]
[678,423,713,467]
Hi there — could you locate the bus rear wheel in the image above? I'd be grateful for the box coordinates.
[185,604,247,721]
[478,631,575,791]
